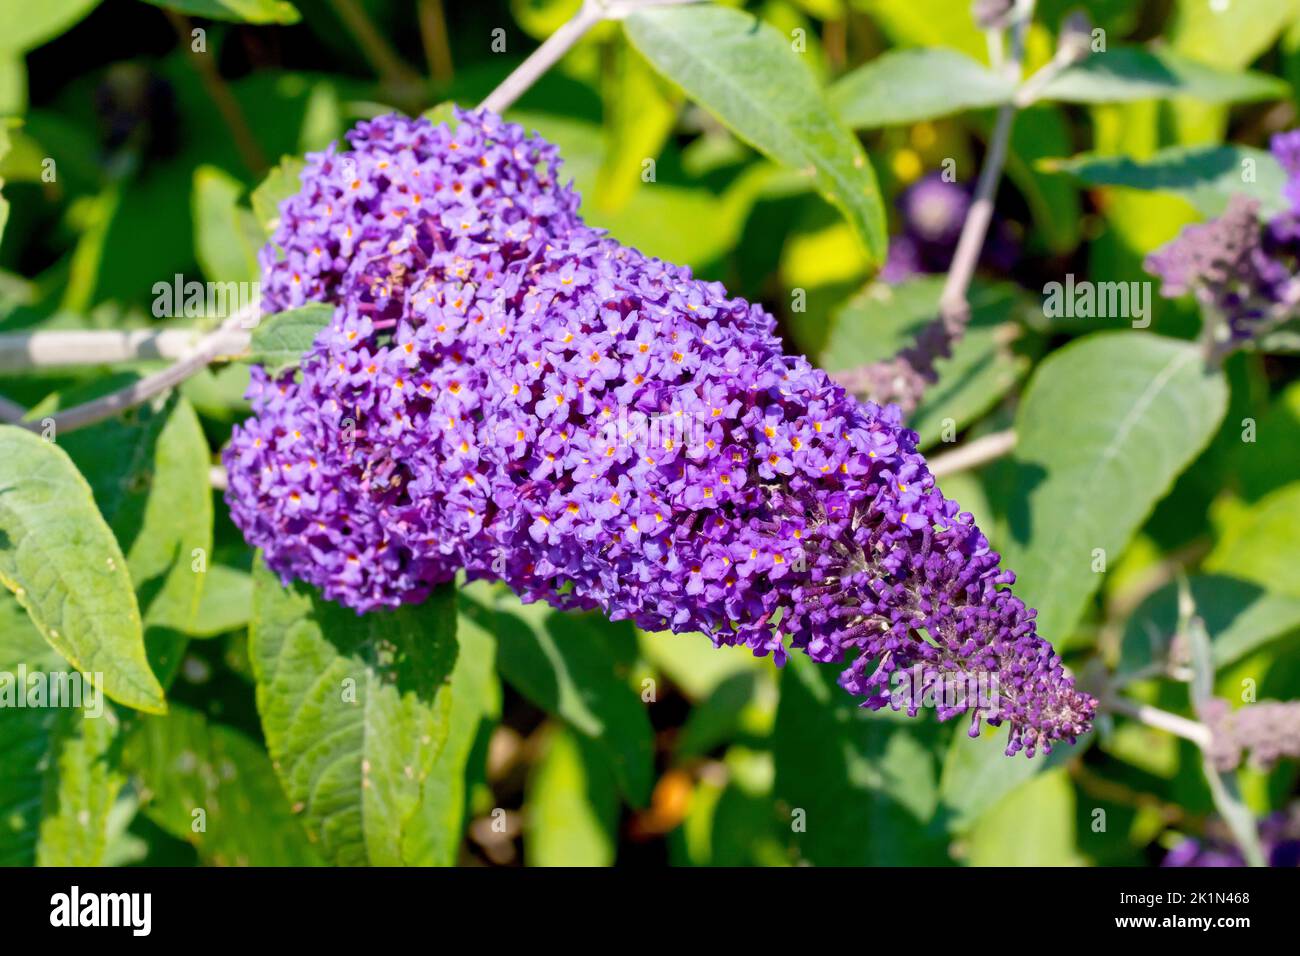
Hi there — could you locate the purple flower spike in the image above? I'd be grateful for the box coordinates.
[227,108,1095,757]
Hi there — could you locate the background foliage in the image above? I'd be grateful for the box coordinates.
[1,0,1298,867]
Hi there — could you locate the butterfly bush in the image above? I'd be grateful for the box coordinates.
[226,109,1095,757]
[1146,130,1300,340]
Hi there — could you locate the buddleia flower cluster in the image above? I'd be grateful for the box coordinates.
[1200,697,1300,773]
[225,108,1095,757]
[1146,130,1300,340]
[1163,806,1300,868]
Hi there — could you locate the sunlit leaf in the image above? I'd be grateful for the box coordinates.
[624,4,886,262]
[998,333,1228,643]
[0,426,165,713]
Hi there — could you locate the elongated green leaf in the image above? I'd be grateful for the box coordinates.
[1044,146,1286,219]
[822,278,1035,449]
[772,655,950,865]
[624,4,886,262]
[1205,483,1300,597]
[251,155,307,237]
[47,392,213,635]
[829,48,1014,129]
[123,703,322,866]
[249,558,457,865]
[999,333,1228,642]
[0,426,164,713]
[938,721,1089,832]
[193,164,262,285]
[0,598,123,867]
[0,0,100,53]
[184,563,252,638]
[1169,0,1300,71]
[1121,574,1300,676]
[525,725,618,867]
[401,604,499,867]
[1040,46,1287,104]
[140,0,300,25]
[247,303,332,375]
[476,590,654,807]
[965,767,1079,865]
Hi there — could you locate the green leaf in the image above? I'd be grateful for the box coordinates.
[251,155,307,237]
[247,303,333,375]
[853,0,986,60]
[0,0,100,54]
[140,0,300,25]
[123,703,323,865]
[524,725,618,867]
[637,628,761,701]
[676,670,769,761]
[1121,574,1300,676]
[193,164,262,285]
[623,4,887,263]
[0,425,165,713]
[0,53,26,114]
[48,392,213,636]
[828,48,1013,129]
[184,563,252,638]
[771,655,950,865]
[1040,46,1287,105]
[0,596,125,866]
[938,722,1089,832]
[402,603,499,867]
[1044,145,1287,219]
[1168,0,1300,71]
[999,333,1228,642]
[596,38,680,213]
[472,590,655,807]
[249,557,457,865]
[822,277,1034,449]
[965,767,1079,865]
[1205,483,1300,597]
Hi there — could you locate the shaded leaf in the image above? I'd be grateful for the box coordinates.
[475,591,655,807]
[249,557,457,865]
[1041,46,1287,104]
[140,0,300,25]
[123,703,322,865]
[0,598,124,866]
[1044,145,1287,219]
[1121,574,1300,676]
[772,655,950,865]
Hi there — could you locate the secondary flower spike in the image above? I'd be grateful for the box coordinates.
[226,108,1095,757]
